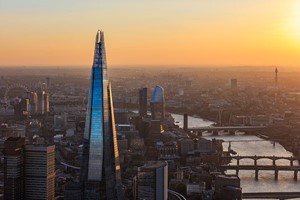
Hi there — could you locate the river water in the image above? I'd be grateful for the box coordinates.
[172,114,300,196]
[171,113,214,128]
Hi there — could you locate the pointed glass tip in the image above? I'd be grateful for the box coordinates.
[96,30,101,43]
[95,30,104,44]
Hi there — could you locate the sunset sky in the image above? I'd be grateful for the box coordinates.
[1,0,300,67]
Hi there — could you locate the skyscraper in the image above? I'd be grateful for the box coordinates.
[134,161,168,200]
[44,93,49,113]
[139,87,147,117]
[3,137,25,200]
[37,87,45,114]
[150,85,165,121]
[46,77,51,89]
[29,91,38,114]
[231,79,237,89]
[3,138,55,200]
[80,31,123,199]
[24,145,55,200]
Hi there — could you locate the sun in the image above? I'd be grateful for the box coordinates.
[287,1,300,41]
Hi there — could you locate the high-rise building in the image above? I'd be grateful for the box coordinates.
[134,161,168,200]
[80,31,123,199]
[231,79,237,89]
[3,138,55,200]
[37,88,45,114]
[44,93,49,113]
[150,86,165,121]
[139,87,147,117]
[183,113,188,132]
[24,145,55,200]
[29,92,38,114]
[3,137,25,200]
[46,77,51,89]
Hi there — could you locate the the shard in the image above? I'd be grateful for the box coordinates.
[80,30,123,200]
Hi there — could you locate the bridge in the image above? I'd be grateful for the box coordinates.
[222,155,297,167]
[243,192,300,199]
[188,126,266,135]
[219,165,300,181]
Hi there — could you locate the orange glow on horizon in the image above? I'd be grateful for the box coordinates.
[1,1,300,67]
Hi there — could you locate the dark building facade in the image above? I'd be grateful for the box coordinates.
[3,137,25,200]
[80,31,123,199]
[24,145,55,200]
[3,138,55,200]
[139,87,147,117]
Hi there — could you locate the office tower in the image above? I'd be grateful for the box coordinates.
[37,87,45,114]
[80,31,123,199]
[3,137,25,200]
[139,87,147,117]
[24,145,55,200]
[150,120,162,141]
[231,79,237,89]
[3,138,55,200]
[14,100,23,120]
[46,77,51,89]
[29,92,38,114]
[183,113,188,132]
[23,98,30,112]
[150,85,165,121]
[44,93,49,113]
[134,161,168,200]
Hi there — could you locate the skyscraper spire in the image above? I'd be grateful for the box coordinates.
[92,31,108,81]
[80,31,123,199]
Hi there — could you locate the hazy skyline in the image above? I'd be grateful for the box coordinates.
[1,0,300,67]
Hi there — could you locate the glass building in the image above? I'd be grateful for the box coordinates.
[80,31,123,199]
[134,161,168,200]
[150,85,165,121]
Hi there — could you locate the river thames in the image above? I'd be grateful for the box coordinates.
[172,113,300,197]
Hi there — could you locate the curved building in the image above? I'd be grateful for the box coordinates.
[150,85,165,121]
[134,161,168,200]
[80,31,123,200]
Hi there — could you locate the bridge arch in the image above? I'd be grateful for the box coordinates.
[230,156,256,166]
[255,157,276,166]
[274,157,295,166]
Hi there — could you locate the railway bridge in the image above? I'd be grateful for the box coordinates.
[219,155,300,181]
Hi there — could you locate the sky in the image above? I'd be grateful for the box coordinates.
[1,0,300,67]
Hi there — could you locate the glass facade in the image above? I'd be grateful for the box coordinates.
[136,161,168,200]
[81,31,123,199]
[150,85,165,121]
